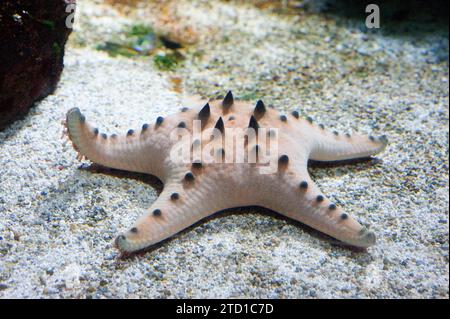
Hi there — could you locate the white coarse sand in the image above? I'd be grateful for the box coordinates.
[0,0,448,298]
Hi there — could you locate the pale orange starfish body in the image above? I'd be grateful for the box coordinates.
[65,91,388,253]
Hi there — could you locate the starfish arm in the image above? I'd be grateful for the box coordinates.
[114,161,272,253]
[260,168,376,248]
[308,128,388,162]
[114,172,228,253]
[65,108,168,179]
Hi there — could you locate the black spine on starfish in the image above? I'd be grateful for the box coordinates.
[153,209,162,216]
[101,133,107,140]
[222,91,234,109]
[156,116,164,127]
[192,161,203,169]
[142,123,149,131]
[291,110,299,119]
[248,115,259,132]
[254,100,266,116]
[279,154,289,165]
[185,172,195,182]
[299,181,308,189]
[280,115,287,122]
[214,117,225,134]
[93,128,99,136]
[127,129,134,136]
[198,103,211,123]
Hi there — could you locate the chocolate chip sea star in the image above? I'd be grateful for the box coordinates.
[65,91,388,253]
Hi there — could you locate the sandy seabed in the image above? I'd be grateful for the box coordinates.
[0,0,448,298]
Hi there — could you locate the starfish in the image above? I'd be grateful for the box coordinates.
[64,91,388,253]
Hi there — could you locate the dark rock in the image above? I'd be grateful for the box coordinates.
[0,0,76,130]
